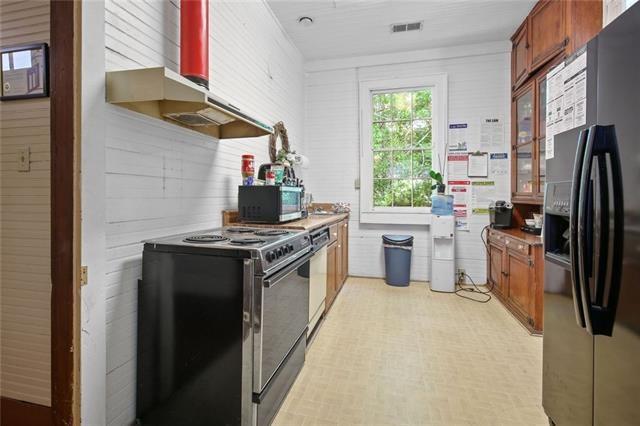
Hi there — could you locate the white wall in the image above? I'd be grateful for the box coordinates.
[0,0,51,407]
[101,1,304,424]
[304,43,511,283]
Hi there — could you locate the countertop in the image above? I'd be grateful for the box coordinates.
[489,227,543,246]
[223,210,348,232]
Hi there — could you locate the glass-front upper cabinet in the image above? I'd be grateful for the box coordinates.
[537,77,547,196]
[513,81,535,197]
[516,88,534,145]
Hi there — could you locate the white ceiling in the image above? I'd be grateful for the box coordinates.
[267,0,536,60]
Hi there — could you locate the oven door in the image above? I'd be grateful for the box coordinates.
[253,252,311,393]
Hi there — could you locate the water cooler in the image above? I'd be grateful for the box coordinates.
[430,215,455,292]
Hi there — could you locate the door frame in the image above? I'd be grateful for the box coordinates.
[50,0,81,424]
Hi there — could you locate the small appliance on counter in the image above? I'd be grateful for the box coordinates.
[238,185,304,223]
[489,200,513,229]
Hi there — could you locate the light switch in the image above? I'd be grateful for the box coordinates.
[354,178,360,189]
[18,146,30,172]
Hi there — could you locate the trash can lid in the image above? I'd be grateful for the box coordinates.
[382,234,414,246]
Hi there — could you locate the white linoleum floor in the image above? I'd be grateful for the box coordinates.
[273,277,547,426]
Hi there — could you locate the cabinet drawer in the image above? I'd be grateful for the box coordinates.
[329,223,338,244]
[488,231,506,247]
[504,237,530,256]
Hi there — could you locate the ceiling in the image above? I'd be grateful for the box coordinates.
[267,0,536,61]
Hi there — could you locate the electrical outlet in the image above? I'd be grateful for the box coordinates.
[18,146,30,172]
[456,268,466,284]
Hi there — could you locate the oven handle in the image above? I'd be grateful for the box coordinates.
[263,250,313,288]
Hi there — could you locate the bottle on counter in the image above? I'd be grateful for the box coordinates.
[265,170,276,185]
[241,154,255,185]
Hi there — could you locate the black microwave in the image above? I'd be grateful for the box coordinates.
[238,186,304,223]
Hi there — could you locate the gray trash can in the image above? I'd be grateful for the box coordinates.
[382,235,414,287]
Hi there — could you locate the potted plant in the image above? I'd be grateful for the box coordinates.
[429,170,446,194]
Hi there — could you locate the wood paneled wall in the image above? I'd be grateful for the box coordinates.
[0,0,52,408]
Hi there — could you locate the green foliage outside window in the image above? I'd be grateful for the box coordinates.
[372,88,433,207]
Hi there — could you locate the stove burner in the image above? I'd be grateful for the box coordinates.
[229,238,266,246]
[226,227,255,234]
[254,229,290,237]
[184,235,229,244]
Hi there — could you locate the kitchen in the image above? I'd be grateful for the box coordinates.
[0,0,638,425]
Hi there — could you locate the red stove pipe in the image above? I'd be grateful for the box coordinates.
[180,0,209,89]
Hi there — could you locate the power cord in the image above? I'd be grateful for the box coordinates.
[454,225,495,303]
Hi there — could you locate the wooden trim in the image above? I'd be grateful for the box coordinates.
[1,397,52,426]
[50,0,81,425]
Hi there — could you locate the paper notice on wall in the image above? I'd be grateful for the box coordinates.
[479,118,504,151]
[489,153,508,176]
[447,154,468,180]
[489,153,510,197]
[468,152,489,177]
[449,180,470,207]
[448,123,469,152]
[471,181,495,214]
[454,207,469,231]
[545,48,588,160]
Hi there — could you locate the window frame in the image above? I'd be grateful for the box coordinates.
[359,74,448,225]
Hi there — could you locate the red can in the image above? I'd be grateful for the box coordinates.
[241,154,255,179]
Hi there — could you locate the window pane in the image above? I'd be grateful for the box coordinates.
[412,150,430,178]
[373,151,391,178]
[389,121,411,148]
[413,180,432,207]
[413,89,432,119]
[392,150,411,178]
[412,120,432,148]
[373,179,392,207]
[392,180,413,206]
[373,121,411,149]
[373,92,411,121]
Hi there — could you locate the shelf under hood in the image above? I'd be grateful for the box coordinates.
[106,67,273,139]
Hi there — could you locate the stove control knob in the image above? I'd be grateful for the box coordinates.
[288,244,294,253]
[276,248,283,257]
[283,245,290,254]
[266,251,274,262]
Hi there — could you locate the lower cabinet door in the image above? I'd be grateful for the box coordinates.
[325,243,337,312]
[488,243,506,295]
[507,252,533,319]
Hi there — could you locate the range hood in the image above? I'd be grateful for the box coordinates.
[106,67,273,139]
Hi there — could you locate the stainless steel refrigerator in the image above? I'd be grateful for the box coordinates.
[543,3,640,425]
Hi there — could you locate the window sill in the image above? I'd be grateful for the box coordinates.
[360,211,432,225]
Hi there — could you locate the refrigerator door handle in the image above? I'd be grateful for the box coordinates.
[570,128,589,328]
[586,125,624,336]
[577,126,597,333]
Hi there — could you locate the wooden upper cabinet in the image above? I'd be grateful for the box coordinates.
[511,0,602,90]
[511,22,529,89]
[528,0,567,71]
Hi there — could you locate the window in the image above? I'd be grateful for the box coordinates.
[359,75,447,225]
[372,88,432,207]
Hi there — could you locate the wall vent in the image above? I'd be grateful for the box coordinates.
[391,21,423,33]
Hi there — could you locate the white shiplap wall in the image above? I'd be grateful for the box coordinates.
[0,0,51,407]
[103,0,304,424]
[304,46,511,283]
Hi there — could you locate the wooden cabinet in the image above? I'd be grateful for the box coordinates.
[511,22,529,89]
[339,220,348,285]
[326,242,338,310]
[528,0,567,71]
[325,218,349,313]
[511,0,602,91]
[487,229,543,334]
[511,60,560,204]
